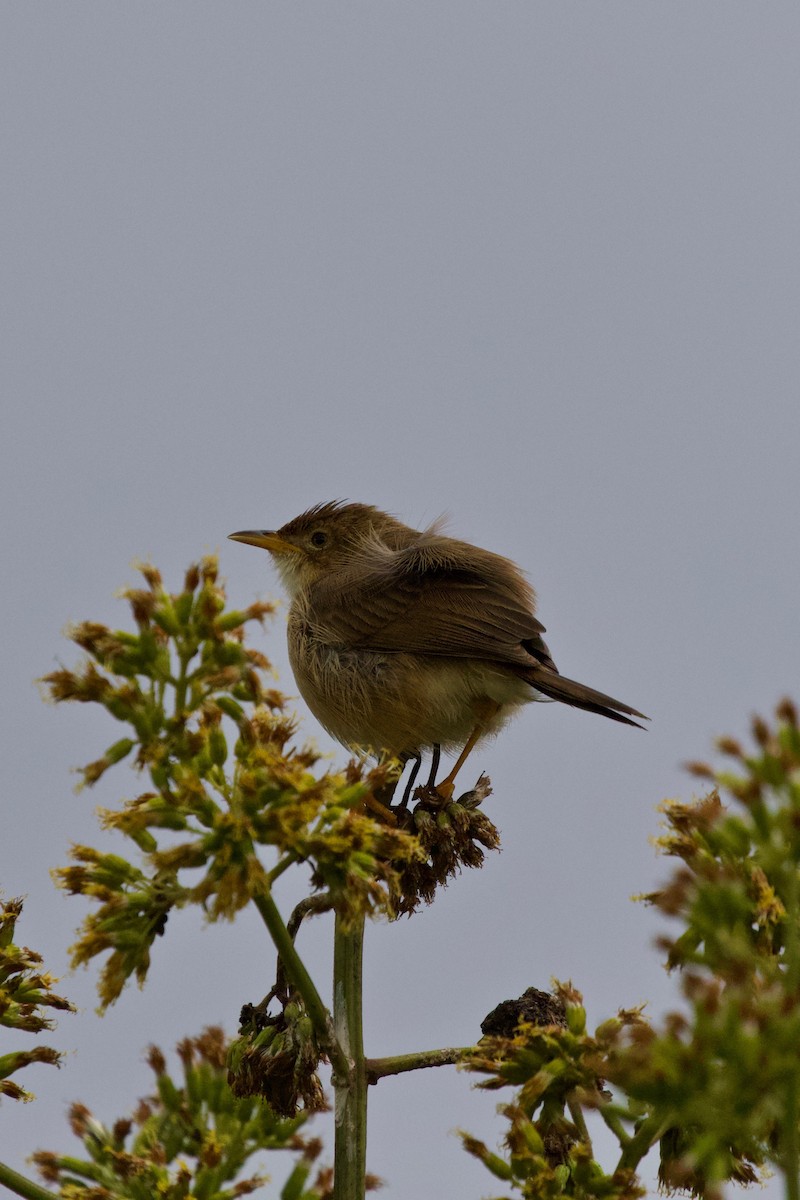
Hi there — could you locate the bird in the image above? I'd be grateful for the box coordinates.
[229,502,646,802]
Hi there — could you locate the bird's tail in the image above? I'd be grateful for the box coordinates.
[522,667,648,729]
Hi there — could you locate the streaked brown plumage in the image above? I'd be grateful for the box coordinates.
[229,502,645,797]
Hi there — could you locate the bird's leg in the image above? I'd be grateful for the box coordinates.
[434,728,483,800]
[426,744,441,789]
[398,751,422,808]
[363,790,398,824]
[435,702,501,800]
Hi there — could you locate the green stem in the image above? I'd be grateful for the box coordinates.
[266,852,298,886]
[0,1161,58,1200]
[567,1096,593,1154]
[251,889,347,1079]
[597,1101,632,1148]
[617,1113,671,1173]
[365,1047,468,1082]
[333,912,367,1200]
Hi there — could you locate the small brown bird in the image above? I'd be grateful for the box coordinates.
[229,502,645,800]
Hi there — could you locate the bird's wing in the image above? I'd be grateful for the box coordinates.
[307,532,648,727]
[308,534,554,668]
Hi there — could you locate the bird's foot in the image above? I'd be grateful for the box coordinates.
[413,774,491,810]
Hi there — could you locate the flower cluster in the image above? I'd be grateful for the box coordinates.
[461,702,800,1198]
[393,774,500,914]
[41,559,423,1006]
[0,896,74,1102]
[228,997,327,1118]
[32,1027,331,1199]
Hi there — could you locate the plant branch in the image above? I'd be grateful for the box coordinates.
[567,1096,593,1154]
[0,1161,58,1200]
[266,852,298,886]
[266,893,334,1006]
[617,1112,671,1173]
[365,1046,468,1083]
[596,1100,632,1148]
[251,889,347,1078]
[287,893,334,939]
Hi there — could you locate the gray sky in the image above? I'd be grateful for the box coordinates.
[2,5,799,1195]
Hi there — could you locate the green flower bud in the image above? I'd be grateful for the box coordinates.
[216,610,247,631]
[175,592,194,623]
[565,1004,587,1035]
[252,1024,278,1050]
[481,1151,513,1181]
[150,763,170,791]
[518,1118,544,1154]
[152,604,181,635]
[215,695,245,723]
[209,728,228,766]
[105,738,135,766]
[129,828,158,854]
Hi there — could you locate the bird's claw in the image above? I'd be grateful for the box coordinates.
[412,774,491,809]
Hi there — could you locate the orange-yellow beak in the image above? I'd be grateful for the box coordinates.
[228,530,301,554]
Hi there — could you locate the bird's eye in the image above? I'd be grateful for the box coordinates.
[310,530,328,548]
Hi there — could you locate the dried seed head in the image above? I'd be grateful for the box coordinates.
[685,760,715,779]
[184,563,201,592]
[146,1045,166,1075]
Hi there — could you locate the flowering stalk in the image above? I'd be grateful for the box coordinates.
[333,911,367,1200]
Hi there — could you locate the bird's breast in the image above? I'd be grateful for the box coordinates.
[286,603,533,756]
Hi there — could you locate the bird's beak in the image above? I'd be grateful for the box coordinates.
[228,530,301,554]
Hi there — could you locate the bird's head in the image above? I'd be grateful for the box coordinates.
[229,501,411,596]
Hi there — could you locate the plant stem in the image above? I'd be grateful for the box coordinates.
[597,1100,632,1147]
[365,1046,468,1082]
[0,1161,58,1200]
[617,1113,670,1173]
[251,889,347,1078]
[567,1097,593,1154]
[266,852,298,886]
[333,911,367,1200]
